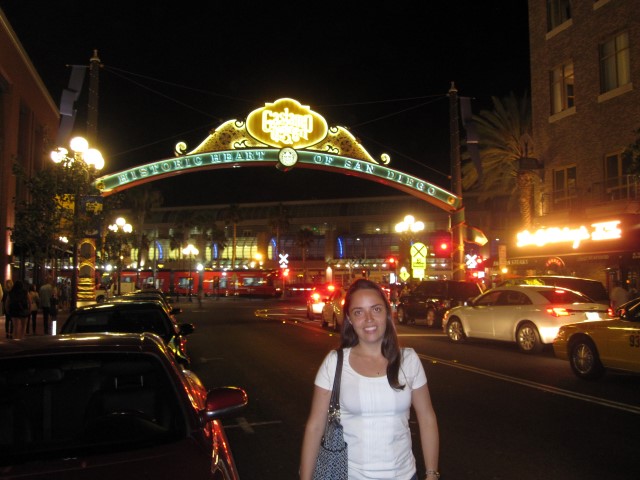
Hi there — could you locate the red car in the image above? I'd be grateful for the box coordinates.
[0,332,247,479]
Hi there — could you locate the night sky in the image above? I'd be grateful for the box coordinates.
[1,1,530,206]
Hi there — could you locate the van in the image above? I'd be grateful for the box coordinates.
[498,275,609,305]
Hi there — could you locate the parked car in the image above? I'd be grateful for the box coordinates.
[396,280,483,327]
[60,300,195,367]
[306,283,338,319]
[0,332,247,479]
[553,296,640,379]
[498,275,610,306]
[320,286,347,331]
[119,289,183,315]
[442,285,609,353]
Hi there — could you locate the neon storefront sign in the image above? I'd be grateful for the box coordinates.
[516,220,621,249]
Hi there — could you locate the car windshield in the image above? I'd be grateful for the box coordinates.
[62,309,172,338]
[0,352,185,466]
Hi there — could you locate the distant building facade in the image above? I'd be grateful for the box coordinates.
[0,9,60,283]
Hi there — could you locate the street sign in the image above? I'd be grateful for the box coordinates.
[410,242,427,269]
[278,253,289,268]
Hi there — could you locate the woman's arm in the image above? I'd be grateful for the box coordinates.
[412,383,440,478]
[299,385,332,480]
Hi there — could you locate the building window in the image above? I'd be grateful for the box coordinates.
[547,0,571,31]
[553,166,577,209]
[604,152,635,200]
[600,32,630,93]
[550,63,574,114]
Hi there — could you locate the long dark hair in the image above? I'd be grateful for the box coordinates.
[340,279,405,390]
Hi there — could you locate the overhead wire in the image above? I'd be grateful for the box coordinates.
[102,65,454,181]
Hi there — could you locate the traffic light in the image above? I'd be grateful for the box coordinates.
[432,231,452,257]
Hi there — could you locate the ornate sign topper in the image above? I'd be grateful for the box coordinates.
[246,98,328,149]
[516,220,622,249]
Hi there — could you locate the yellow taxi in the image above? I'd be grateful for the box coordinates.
[553,297,640,380]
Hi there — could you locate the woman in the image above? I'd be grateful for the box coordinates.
[27,283,39,334]
[300,279,440,480]
[6,280,30,340]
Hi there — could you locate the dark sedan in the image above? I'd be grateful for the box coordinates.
[60,300,195,367]
[0,332,248,479]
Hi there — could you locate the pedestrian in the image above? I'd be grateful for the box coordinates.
[3,279,13,339]
[213,276,220,300]
[610,280,631,311]
[39,276,56,335]
[27,283,40,334]
[6,280,30,340]
[59,279,69,311]
[300,279,440,480]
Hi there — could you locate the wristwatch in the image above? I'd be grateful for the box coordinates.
[425,470,440,479]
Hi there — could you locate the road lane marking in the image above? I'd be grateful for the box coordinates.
[225,417,282,433]
[418,353,640,414]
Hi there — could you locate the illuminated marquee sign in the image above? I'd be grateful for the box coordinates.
[516,220,622,249]
[246,98,328,149]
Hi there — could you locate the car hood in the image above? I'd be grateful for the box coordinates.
[1,436,232,480]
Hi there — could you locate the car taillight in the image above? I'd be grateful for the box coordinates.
[546,307,570,317]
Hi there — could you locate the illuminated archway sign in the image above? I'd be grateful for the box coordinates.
[94,98,462,213]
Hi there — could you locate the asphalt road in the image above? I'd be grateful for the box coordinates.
[10,296,637,479]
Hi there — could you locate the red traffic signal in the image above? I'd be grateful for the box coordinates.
[432,231,452,256]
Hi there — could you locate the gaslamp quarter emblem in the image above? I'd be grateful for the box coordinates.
[246,98,328,149]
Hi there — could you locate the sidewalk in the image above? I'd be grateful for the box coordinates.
[0,309,70,338]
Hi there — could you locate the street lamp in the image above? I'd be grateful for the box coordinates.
[108,217,132,295]
[182,244,199,301]
[50,136,104,312]
[395,215,425,280]
[395,215,425,235]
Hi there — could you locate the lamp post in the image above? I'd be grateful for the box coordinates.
[395,215,425,280]
[50,136,104,312]
[182,244,199,301]
[108,217,132,296]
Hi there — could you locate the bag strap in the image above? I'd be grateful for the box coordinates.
[328,349,343,416]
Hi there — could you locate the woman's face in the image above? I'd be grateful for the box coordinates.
[347,288,387,344]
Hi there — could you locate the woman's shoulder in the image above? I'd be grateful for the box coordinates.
[401,347,418,357]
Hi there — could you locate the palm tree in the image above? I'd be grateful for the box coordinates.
[295,228,314,283]
[267,203,290,262]
[461,91,540,230]
[125,185,163,286]
[221,204,242,268]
